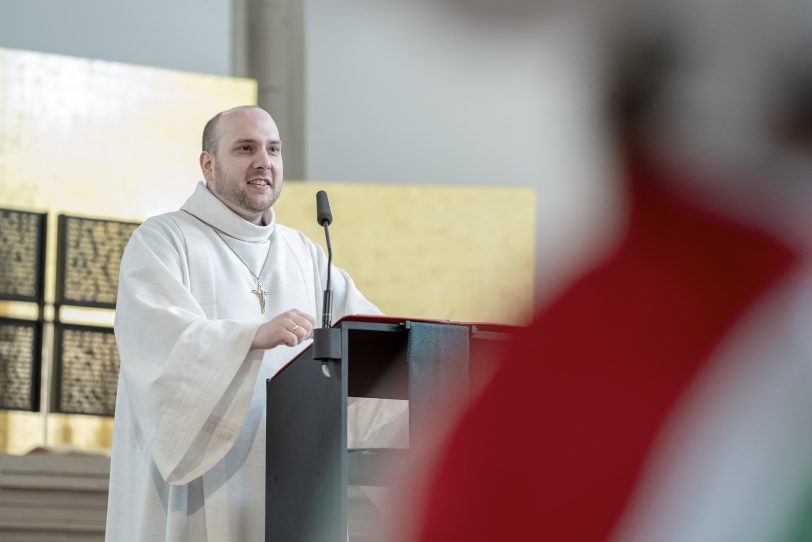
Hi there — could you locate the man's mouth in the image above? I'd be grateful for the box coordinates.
[248,178,271,186]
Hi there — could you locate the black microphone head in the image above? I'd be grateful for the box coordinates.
[316,190,333,226]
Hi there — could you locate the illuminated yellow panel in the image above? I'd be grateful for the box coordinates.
[275,182,535,325]
[0,47,257,219]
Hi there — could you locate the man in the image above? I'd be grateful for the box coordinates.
[106,106,379,541]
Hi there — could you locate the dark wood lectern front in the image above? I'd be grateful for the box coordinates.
[265,316,516,541]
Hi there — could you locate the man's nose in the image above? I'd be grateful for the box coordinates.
[254,149,272,170]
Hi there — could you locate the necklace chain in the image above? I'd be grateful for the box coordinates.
[210,228,272,282]
[182,209,273,313]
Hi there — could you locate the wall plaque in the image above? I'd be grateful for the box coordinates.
[54,323,119,417]
[0,208,47,303]
[0,318,41,412]
[56,215,139,309]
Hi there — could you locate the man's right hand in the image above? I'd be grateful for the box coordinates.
[251,309,316,350]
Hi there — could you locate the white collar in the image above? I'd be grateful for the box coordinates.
[180,181,276,243]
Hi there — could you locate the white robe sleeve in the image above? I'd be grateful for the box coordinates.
[114,218,263,485]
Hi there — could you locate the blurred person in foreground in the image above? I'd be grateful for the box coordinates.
[402,1,812,541]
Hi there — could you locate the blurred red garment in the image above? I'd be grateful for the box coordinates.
[412,159,801,541]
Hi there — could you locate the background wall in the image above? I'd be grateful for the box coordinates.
[0,0,234,76]
[0,1,617,302]
[0,1,554,454]
[304,2,617,300]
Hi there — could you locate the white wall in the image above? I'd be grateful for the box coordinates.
[305,2,619,301]
[306,2,544,186]
[0,0,233,75]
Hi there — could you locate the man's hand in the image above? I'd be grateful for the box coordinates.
[251,309,316,350]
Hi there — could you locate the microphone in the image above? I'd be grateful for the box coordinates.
[316,190,333,227]
[313,190,341,371]
[316,190,333,329]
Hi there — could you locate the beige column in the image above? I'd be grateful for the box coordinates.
[234,0,306,179]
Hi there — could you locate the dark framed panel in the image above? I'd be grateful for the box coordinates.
[55,214,139,309]
[0,208,47,303]
[53,322,119,416]
[0,317,42,412]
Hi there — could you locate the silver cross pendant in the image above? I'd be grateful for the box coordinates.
[251,279,270,314]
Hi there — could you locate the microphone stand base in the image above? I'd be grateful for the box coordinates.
[313,327,342,361]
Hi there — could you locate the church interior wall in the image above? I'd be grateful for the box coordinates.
[0,0,234,76]
[0,0,613,305]
[0,47,534,453]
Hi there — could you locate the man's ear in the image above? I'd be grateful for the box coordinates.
[200,151,214,182]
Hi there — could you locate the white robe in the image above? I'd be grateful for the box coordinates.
[106,182,381,541]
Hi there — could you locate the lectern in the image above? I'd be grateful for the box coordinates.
[265,315,516,541]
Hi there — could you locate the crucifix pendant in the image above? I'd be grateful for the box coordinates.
[251,279,270,314]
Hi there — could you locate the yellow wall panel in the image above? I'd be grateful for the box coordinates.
[0,47,257,219]
[275,183,535,325]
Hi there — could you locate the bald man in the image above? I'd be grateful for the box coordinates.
[106,106,379,541]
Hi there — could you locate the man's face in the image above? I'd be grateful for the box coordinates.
[200,107,284,224]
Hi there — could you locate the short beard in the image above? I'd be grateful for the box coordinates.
[211,162,277,214]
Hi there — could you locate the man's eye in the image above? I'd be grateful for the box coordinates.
[238,146,252,152]
[269,146,280,153]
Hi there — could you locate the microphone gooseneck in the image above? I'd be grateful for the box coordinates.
[321,223,333,329]
[313,190,341,374]
[316,190,334,329]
